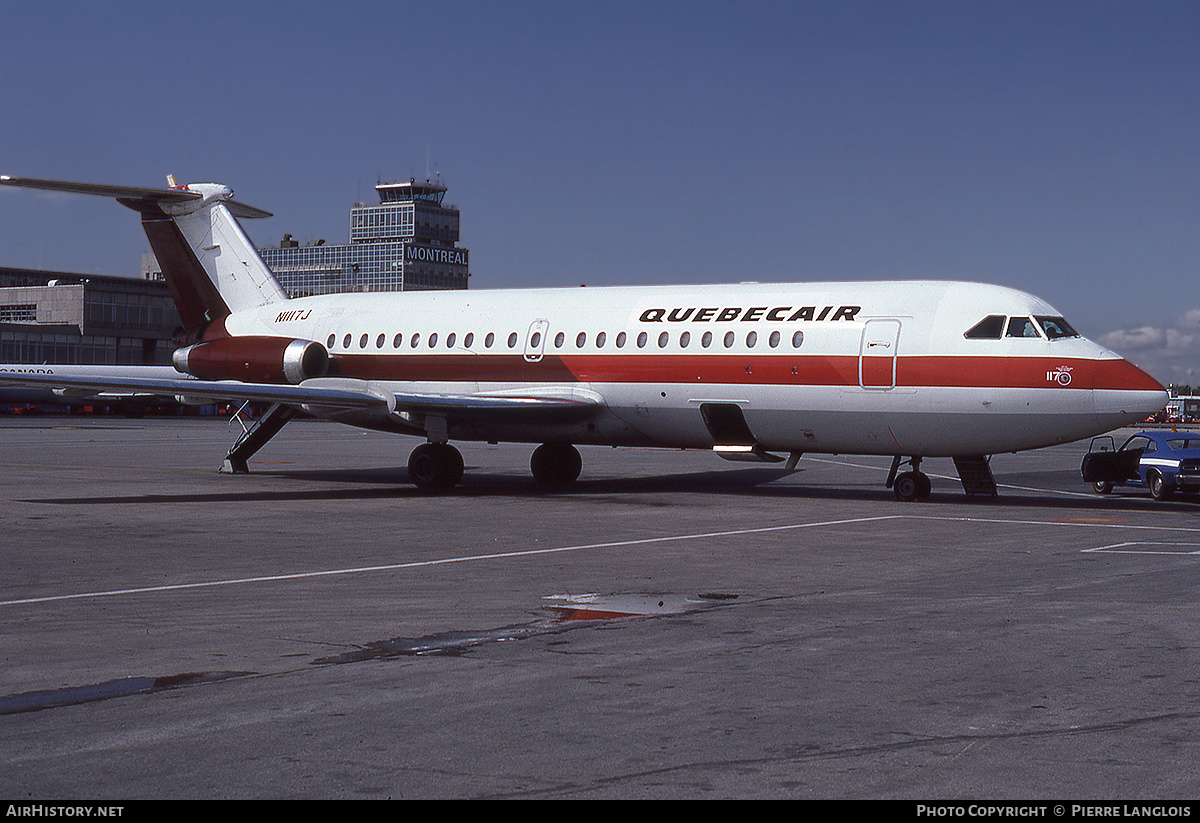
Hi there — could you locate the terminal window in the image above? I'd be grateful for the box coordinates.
[0,304,36,323]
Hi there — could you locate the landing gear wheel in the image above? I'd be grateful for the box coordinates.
[530,443,582,488]
[1092,480,1113,495]
[894,471,931,502]
[408,443,464,492]
[1149,471,1173,501]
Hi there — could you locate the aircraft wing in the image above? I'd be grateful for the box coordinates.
[0,369,603,422]
[0,370,391,409]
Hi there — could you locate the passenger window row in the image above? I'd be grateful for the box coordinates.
[326,328,807,352]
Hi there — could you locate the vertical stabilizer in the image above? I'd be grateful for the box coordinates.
[150,182,288,327]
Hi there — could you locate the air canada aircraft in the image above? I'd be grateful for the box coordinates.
[0,175,1167,499]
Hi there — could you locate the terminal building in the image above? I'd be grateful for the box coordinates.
[0,267,179,366]
[259,177,470,297]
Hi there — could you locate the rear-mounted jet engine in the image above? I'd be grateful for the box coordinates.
[173,337,329,384]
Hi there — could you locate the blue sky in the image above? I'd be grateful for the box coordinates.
[1,1,1198,383]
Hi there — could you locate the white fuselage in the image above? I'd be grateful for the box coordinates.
[222,279,1166,457]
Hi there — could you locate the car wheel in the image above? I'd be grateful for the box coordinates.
[1149,471,1173,501]
[1092,481,1113,495]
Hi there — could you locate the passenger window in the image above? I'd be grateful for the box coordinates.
[1006,317,1041,338]
[464,333,474,348]
[410,333,420,348]
[965,315,1005,339]
[702,331,712,348]
[376,334,385,348]
[637,332,648,348]
[485,333,494,348]
[680,331,690,348]
[616,331,626,348]
[792,331,804,348]
[393,333,403,348]
[576,332,586,348]
[508,332,518,348]
[429,332,438,347]
[343,334,352,348]
[327,334,336,348]
[447,333,456,348]
[769,331,780,348]
[555,332,565,348]
[724,331,735,348]
[359,334,368,348]
[746,331,757,347]
[596,332,606,348]
[658,331,668,348]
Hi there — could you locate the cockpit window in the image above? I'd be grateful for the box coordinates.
[964,315,1005,339]
[1035,316,1079,340]
[1006,317,1041,338]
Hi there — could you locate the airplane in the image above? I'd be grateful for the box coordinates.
[0,174,1167,499]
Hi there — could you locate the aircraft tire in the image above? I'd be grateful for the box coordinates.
[530,443,582,488]
[894,471,923,502]
[408,443,464,492]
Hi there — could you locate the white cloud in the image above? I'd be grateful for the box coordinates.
[1100,313,1200,386]
[1100,326,1168,351]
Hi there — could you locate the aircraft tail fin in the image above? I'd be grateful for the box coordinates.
[0,175,288,331]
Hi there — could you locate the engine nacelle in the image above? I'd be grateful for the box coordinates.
[173,336,329,384]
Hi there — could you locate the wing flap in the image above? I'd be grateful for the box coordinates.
[391,389,603,424]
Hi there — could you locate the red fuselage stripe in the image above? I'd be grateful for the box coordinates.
[328,353,1162,392]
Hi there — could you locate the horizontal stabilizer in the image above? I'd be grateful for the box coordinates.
[0,175,272,218]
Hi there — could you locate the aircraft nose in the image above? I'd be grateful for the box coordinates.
[1092,357,1168,420]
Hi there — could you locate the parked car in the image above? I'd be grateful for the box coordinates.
[1085,431,1200,499]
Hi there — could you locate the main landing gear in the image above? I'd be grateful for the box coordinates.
[407,442,465,492]
[888,455,931,502]
[407,441,583,492]
[529,443,583,488]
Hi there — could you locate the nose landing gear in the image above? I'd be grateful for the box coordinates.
[888,455,931,502]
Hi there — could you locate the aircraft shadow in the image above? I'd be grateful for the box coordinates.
[18,463,1200,514]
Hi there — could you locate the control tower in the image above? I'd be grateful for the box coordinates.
[259,177,470,297]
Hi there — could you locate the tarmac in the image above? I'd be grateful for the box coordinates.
[1,416,1198,799]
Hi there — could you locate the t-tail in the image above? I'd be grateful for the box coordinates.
[0,175,288,336]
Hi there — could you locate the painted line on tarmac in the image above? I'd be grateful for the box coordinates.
[1083,542,1200,555]
[0,515,901,607]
